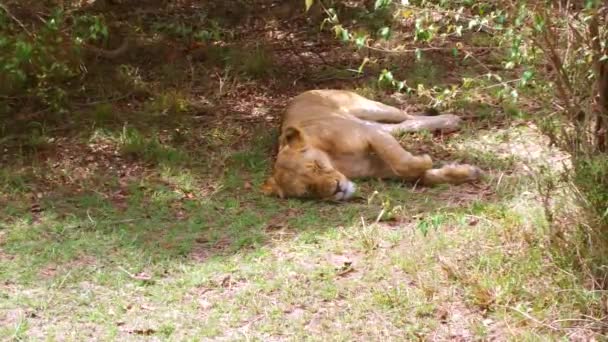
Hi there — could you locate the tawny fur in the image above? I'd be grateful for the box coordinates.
[262,90,481,200]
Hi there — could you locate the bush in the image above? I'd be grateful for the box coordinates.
[311,0,608,274]
[0,3,109,113]
[572,155,608,228]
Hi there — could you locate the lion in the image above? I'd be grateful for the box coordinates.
[262,90,482,201]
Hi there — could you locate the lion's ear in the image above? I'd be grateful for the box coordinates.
[280,127,306,149]
[261,176,284,198]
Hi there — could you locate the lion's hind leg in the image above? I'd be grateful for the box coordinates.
[367,131,434,179]
[347,97,414,123]
[369,124,482,185]
[366,124,481,185]
[378,114,462,134]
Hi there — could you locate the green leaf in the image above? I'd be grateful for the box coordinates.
[468,18,479,30]
[305,0,314,12]
[340,27,350,42]
[462,78,474,88]
[378,27,391,40]
[455,25,463,36]
[333,25,344,39]
[374,0,392,10]
[355,34,367,48]
[396,81,405,91]
[533,14,545,32]
[379,69,394,84]
[14,41,33,62]
[383,70,393,82]
[357,58,369,73]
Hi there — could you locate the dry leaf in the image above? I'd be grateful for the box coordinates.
[129,328,156,336]
[30,203,42,213]
[220,275,232,288]
[336,263,355,277]
[133,272,152,281]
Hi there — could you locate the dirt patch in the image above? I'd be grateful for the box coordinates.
[430,301,479,341]
[38,255,98,280]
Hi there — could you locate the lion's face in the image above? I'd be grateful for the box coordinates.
[262,127,356,201]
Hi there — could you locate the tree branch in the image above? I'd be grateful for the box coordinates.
[0,2,32,36]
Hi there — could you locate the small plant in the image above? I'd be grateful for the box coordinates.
[144,91,191,116]
[232,45,275,79]
[119,125,186,165]
[416,213,448,237]
[571,155,608,227]
[18,121,53,152]
[372,286,411,310]
[119,125,148,157]
[151,16,227,43]
[92,103,115,124]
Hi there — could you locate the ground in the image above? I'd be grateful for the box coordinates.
[1,1,606,341]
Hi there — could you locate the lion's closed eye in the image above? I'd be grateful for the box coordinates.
[315,161,335,173]
[304,162,320,173]
[311,161,327,173]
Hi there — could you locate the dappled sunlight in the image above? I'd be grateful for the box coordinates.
[456,125,570,173]
[0,144,601,338]
[1,0,606,340]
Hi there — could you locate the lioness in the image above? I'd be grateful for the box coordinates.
[262,90,481,201]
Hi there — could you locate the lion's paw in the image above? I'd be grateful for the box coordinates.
[442,164,483,184]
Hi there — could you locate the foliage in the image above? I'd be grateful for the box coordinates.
[312,0,608,277]
[572,155,608,227]
[0,3,114,113]
[517,2,608,237]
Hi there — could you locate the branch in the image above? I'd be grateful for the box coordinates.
[587,9,604,80]
[531,12,577,119]
[0,3,32,37]
[363,44,494,55]
[399,5,498,35]
[542,13,575,96]
[84,36,132,60]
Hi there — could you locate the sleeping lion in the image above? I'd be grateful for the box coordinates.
[262,90,482,201]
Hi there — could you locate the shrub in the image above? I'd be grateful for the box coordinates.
[310,0,608,275]
[0,3,110,113]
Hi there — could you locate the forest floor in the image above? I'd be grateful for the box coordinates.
[1,1,606,341]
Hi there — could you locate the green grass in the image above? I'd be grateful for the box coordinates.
[1,116,604,340]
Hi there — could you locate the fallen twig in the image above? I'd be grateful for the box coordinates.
[507,305,559,331]
[118,266,153,282]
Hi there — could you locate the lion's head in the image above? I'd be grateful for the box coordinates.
[262,127,356,201]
